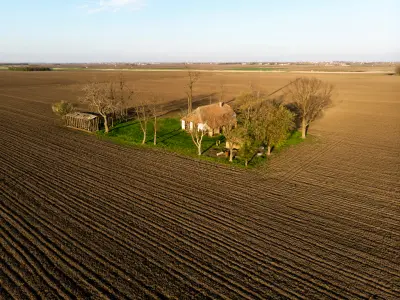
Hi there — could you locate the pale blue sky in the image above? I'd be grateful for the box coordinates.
[1,0,399,62]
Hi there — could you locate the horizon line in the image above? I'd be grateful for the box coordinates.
[1,61,399,64]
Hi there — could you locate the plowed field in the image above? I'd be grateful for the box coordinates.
[1,71,399,299]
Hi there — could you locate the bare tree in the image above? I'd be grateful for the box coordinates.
[185,65,200,114]
[285,77,334,139]
[116,73,133,123]
[190,123,206,155]
[135,97,150,144]
[81,81,114,133]
[80,76,133,133]
[219,82,225,103]
[149,94,162,145]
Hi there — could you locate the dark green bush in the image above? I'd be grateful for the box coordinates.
[8,66,52,71]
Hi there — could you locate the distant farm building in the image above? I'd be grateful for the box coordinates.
[64,112,101,132]
[181,102,236,137]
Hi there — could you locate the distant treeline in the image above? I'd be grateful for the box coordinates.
[8,66,52,71]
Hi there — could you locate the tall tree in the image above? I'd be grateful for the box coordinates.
[116,73,133,123]
[190,123,206,155]
[285,77,334,139]
[222,119,241,162]
[229,92,261,165]
[219,82,225,103]
[185,65,200,114]
[80,81,115,133]
[149,94,162,145]
[135,97,150,144]
[260,103,295,155]
[80,76,132,133]
[238,135,257,167]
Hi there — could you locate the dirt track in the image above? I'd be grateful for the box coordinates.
[1,71,399,299]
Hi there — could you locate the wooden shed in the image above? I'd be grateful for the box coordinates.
[64,112,101,132]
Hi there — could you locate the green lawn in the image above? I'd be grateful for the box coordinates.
[98,118,303,167]
[274,131,304,153]
[99,118,223,154]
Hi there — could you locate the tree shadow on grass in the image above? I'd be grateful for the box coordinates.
[155,128,182,144]
[201,135,225,154]
[110,119,139,131]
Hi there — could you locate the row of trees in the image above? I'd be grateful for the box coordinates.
[80,76,164,145]
[80,75,133,133]
[222,92,296,165]
[53,75,164,145]
[190,77,334,164]
[52,71,334,165]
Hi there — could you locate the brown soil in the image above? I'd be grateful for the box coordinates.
[1,70,399,299]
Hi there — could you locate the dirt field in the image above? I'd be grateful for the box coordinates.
[1,70,399,299]
[20,62,396,73]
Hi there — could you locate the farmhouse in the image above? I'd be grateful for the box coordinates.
[181,102,236,136]
[64,112,101,132]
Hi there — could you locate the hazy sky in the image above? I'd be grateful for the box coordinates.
[1,0,399,62]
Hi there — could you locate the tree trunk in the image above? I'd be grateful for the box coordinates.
[267,145,271,156]
[197,145,202,155]
[301,118,307,139]
[142,130,146,144]
[229,148,233,162]
[245,159,248,167]
[153,117,157,145]
[103,115,109,133]
[142,123,147,144]
[188,95,192,114]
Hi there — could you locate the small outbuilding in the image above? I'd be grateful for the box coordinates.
[181,102,236,136]
[64,112,101,132]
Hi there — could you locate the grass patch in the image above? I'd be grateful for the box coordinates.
[97,118,304,168]
[8,66,52,71]
[98,118,222,156]
[228,67,286,71]
[274,131,304,153]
